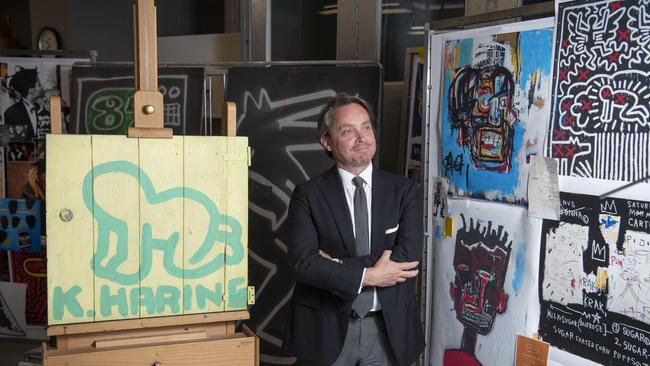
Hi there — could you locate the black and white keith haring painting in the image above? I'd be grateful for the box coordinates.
[548,0,650,182]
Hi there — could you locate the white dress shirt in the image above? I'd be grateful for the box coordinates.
[337,163,380,312]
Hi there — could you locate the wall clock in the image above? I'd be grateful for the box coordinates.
[37,27,60,51]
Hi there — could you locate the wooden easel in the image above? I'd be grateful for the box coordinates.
[44,1,257,365]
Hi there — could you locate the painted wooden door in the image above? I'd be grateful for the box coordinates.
[47,135,249,325]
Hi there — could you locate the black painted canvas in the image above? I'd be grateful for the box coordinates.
[70,66,204,135]
[547,0,650,181]
[226,63,381,366]
[539,192,650,366]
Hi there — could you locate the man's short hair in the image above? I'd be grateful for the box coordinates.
[317,93,376,141]
[8,67,39,99]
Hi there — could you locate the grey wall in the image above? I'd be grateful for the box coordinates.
[271,0,336,61]
[17,0,223,61]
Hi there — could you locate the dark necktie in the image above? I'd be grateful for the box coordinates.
[351,176,373,318]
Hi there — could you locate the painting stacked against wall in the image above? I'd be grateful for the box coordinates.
[439,20,553,205]
[431,199,542,366]
[0,57,86,333]
[405,52,424,182]
[547,0,650,182]
[46,135,249,325]
[539,192,650,366]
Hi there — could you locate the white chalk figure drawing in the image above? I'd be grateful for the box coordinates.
[431,199,542,366]
[548,0,650,181]
[539,192,650,366]
[235,88,337,365]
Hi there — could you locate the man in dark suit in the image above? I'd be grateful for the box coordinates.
[3,67,42,140]
[284,93,425,366]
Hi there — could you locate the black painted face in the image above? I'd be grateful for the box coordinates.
[449,66,517,173]
[450,216,511,335]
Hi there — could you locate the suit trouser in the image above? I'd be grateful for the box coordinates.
[329,312,398,366]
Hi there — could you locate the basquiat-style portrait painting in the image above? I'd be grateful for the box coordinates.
[431,199,541,366]
[439,22,553,205]
[444,214,512,366]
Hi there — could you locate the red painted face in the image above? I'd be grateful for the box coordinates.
[320,103,376,175]
[450,218,511,335]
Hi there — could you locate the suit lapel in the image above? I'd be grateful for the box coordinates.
[318,166,356,257]
[371,169,389,257]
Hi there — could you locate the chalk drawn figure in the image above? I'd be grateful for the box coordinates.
[82,160,245,285]
[444,214,512,366]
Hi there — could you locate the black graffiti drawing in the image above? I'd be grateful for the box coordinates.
[443,151,465,176]
[236,88,337,365]
[227,64,381,365]
[548,0,650,182]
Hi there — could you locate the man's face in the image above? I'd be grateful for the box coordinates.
[449,238,509,335]
[26,80,43,104]
[320,103,376,172]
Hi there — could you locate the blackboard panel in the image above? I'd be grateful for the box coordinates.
[225,63,381,365]
[70,66,204,135]
[539,192,650,366]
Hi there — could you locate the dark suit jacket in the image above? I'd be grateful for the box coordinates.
[284,165,425,366]
[4,101,37,139]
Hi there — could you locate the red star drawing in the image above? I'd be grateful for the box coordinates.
[561,99,573,111]
[615,93,628,105]
[553,128,567,140]
[553,144,564,158]
[610,1,622,10]
[562,38,570,49]
[564,115,574,126]
[559,67,569,81]
[601,88,612,99]
[617,28,631,42]
[581,99,593,111]
[608,52,620,63]
[578,68,590,81]
[564,145,577,158]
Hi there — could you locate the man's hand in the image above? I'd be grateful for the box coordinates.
[363,250,418,287]
[27,166,44,199]
[318,250,332,260]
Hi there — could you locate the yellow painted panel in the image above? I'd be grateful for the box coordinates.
[224,137,249,311]
[46,135,95,325]
[138,137,184,317]
[183,136,227,314]
[140,136,184,318]
[90,136,140,321]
